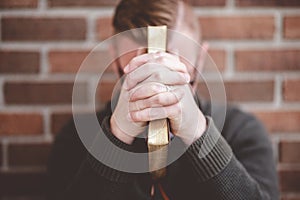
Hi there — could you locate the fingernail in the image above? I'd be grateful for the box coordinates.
[124,65,129,73]
[184,74,190,83]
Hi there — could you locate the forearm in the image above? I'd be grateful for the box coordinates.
[184,117,278,199]
[110,114,135,145]
[47,116,138,200]
[190,156,273,199]
[49,158,132,200]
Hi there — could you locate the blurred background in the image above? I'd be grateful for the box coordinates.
[0,0,300,199]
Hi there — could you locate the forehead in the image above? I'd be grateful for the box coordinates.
[115,36,142,55]
[116,30,199,57]
[114,35,199,80]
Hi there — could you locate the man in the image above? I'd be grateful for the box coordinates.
[47,0,279,199]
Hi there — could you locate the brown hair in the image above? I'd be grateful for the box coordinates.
[113,0,178,34]
[112,0,200,42]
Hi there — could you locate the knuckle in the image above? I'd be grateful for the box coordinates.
[169,93,178,104]
[152,52,161,60]
[134,101,140,110]
[173,103,182,115]
[157,56,165,63]
[150,84,160,93]
[129,89,137,100]
[153,72,163,81]
[161,57,169,66]
[130,112,137,121]
[164,94,173,104]
[153,95,160,104]
[128,102,135,111]
[156,94,165,104]
[140,100,147,110]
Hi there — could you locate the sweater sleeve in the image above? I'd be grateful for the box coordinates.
[183,114,279,200]
[46,115,140,200]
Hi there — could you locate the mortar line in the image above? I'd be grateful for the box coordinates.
[274,75,283,108]
[274,11,283,45]
[38,0,47,11]
[1,139,9,171]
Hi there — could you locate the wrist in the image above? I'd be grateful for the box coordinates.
[193,112,207,142]
[180,111,207,145]
[110,116,134,145]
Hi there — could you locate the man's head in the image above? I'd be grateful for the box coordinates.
[113,0,200,40]
[111,0,202,82]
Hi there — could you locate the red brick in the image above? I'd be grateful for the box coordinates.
[281,196,300,200]
[280,141,300,164]
[0,113,43,136]
[180,49,225,72]
[49,49,225,74]
[198,80,274,102]
[0,143,2,166]
[0,0,37,8]
[49,50,113,73]
[96,16,275,41]
[4,81,88,105]
[1,17,86,41]
[51,112,72,134]
[8,142,51,167]
[223,81,274,102]
[185,0,226,6]
[98,80,274,103]
[0,51,39,74]
[49,0,226,7]
[199,16,275,40]
[49,0,117,7]
[236,0,300,7]
[0,171,46,195]
[208,49,226,71]
[97,17,114,41]
[254,111,300,133]
[284,16,300,39]
[235,49,300,72]
[284,79,300,102]
[280,169,300,192]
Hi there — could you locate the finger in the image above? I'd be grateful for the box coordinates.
[123,53,159,73]
[124,52,187,74]
[129,83,184,102]
[146,70,189,87]
[125,64,189,90]
[129,82,166,101]
[129,88,184,111]
[136,47,146,56]
[129,103,181,122]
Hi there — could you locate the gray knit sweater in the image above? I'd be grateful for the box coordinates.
[47,100,279,199]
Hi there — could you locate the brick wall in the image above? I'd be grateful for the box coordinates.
[0,0,300,199]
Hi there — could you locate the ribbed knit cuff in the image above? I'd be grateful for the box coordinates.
[102,116,136,152]
[87,116,136,183]
[185,117,233,182]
